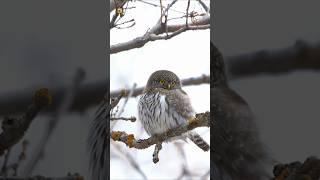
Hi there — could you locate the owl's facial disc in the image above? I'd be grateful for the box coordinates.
[159,79,176,90]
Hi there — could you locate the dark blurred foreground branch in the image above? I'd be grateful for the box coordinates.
[0,174,84,180]
[3,40,320,116]
[0,80,105,116]
[273,156,320,180]
[110,74,209,98]
[111,112,210,149]
[0,89,51,156]
[226,40,320,80]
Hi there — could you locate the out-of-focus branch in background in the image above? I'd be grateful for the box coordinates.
[226,40,320,80]
[0,80,106,116]
[0,174,84,180]
[0,89,51,156]
[2,40,320,116]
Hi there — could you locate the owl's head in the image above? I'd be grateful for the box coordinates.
[146,70,182,90]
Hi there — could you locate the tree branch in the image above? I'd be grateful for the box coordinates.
[110,74,210,98]
[0,79,106,116]
[110,0,210,54]
[0,88,51,156]
[226,40,320,80]
[0,175,84,180]
[111,111,210,150]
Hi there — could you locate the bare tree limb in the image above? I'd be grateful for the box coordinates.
[111,111,210,150]
[226,40,320,80]
[0,175,84,180]
[110,74,210,98]
[0,79,106,116]
[3,41,320,116]
[110,116,136,122]
[0,88,51,156]
[110,0,210,54]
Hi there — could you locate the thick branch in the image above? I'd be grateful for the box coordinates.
[110,74,209,98]
[0,89,51,156]
[226,40,320,80]
[111,112,210,149]
[0,80,106,116]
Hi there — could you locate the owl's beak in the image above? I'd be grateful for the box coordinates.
[167,84,171,89]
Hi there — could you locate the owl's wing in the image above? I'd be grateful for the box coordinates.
[165,89,195,120]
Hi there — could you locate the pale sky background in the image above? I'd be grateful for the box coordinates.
[110,0,210,179]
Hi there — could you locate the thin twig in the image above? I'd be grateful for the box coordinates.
[111,142,147,180]
[111,0,210,54]
[185,0,191,27]
[110,116,136,122]
[197,0,209,13]
[1,148,11,176]
[116,83,137,117]
[111,83,137,130]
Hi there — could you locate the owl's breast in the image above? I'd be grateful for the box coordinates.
[138,92,188,135]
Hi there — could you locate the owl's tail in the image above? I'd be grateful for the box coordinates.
[187,132,210,151]
[87,99,110,180]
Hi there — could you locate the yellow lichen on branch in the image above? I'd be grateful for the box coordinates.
[33,88,52,107]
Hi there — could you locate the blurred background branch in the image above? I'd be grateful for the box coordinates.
[226,40,320,80]
[1,40,320,116]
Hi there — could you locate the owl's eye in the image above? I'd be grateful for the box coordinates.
[159,79,165,84]
[171,81,175,86]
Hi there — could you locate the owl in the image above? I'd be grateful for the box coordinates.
[138,70,209,151]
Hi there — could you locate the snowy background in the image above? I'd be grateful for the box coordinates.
[110,0,210,179]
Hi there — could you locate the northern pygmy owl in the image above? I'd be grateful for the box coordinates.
[138,70,209,151]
